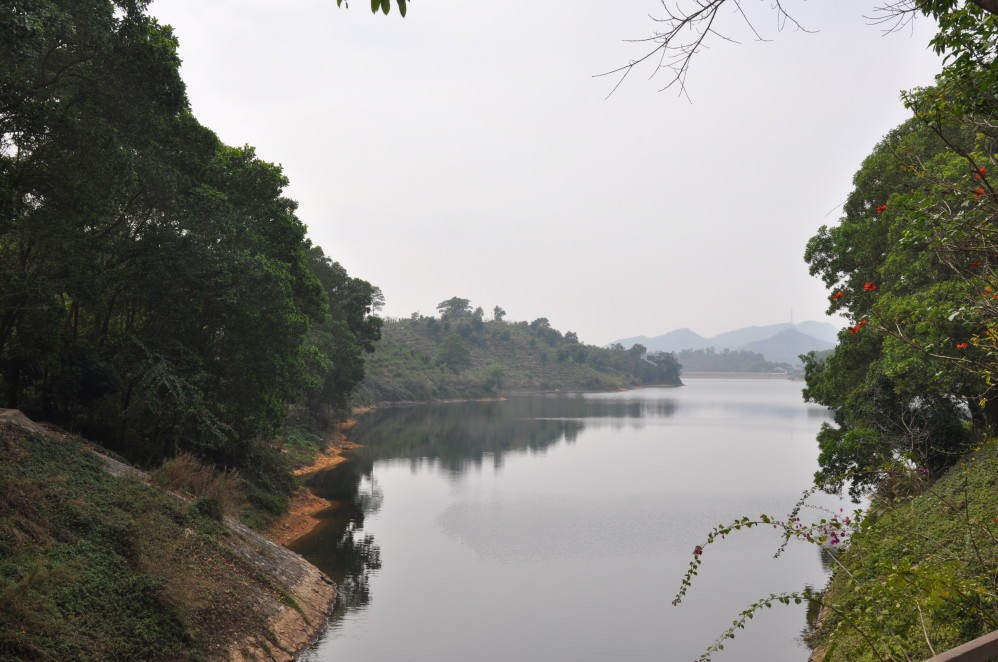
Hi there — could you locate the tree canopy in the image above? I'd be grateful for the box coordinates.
[0,0,382,512]
[800,2,998,496]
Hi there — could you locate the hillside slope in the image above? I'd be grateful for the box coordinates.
[0,414,333,661]
[807,440,998,660]
[353,316,681,405]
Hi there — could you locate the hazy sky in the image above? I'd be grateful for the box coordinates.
[148,1,942,345]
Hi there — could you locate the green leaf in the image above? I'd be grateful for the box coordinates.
[371,0,380,12]
[398,0,406,17]
[381,0,390,14]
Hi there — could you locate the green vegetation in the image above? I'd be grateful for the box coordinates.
[0,423,305,660]
[0,0,382,521]
[798,8,998,652]
[807,441,998,660]
[352,298,682,404]
[790,3,998,657]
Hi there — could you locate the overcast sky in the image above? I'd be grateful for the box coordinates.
[148,0,942,345]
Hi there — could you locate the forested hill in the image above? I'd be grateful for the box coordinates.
[0,1,382,521]
[352,298,682,405]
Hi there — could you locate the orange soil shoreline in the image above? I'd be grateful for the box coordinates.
[266,413,368,547]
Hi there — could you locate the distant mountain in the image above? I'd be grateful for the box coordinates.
[741,328,835,364]
[614,328,711,353]
[612,321,840,365]
[793,321,840,344]
[710,323,796,348]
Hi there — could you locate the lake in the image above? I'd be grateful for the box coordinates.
[293,378,840,661]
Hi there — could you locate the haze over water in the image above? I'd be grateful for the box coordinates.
[295,378,841,661]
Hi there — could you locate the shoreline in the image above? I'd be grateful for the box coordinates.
[267,417,363,547]
[266,385,684,547]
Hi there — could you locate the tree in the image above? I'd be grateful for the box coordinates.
[436,333,471,372]
[303,246,384,419]
[493,306,506,322]
[436,297,472,321]
[0,0,381,512]
[802,117,989,496]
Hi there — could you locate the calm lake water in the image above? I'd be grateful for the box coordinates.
[294,378,840,662]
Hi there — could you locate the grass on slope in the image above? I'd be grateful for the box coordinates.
[0,423,293,661]
[810,440,998,661]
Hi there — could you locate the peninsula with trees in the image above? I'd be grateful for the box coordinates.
[352,297,682,405]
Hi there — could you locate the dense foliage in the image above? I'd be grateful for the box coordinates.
[803,119,986,496]
[353,299,682,404]
[0,0,381,514]
[802,2,998,497]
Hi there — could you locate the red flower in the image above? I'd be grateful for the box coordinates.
[956,342,969,349]
[849,319,869,334]
[831,291,844,301]
[875,204,888,215]
[979,167,987,175]
[863,282,877,292]
[985,288,993,293]
[971,261,984,268]
[975,188,986,199]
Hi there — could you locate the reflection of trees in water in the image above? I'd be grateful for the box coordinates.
[348,402,578,473]
[818,545,839,573]
[326,524,381,616]
[348,394,678,472]
[291,394,681,627]
[292,464,383,620]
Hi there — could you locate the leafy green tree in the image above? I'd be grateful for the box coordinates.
[0,0,379,513]
[493,306,506,322]
[483,363,505,393]
[803,118,989,495]
[302,246,384,420]
[436,333,471,373]
[436,297,471,321]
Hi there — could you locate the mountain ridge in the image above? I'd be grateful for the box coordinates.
[613,321,839,364]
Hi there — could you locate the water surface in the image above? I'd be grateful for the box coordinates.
[295,378,839,661]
